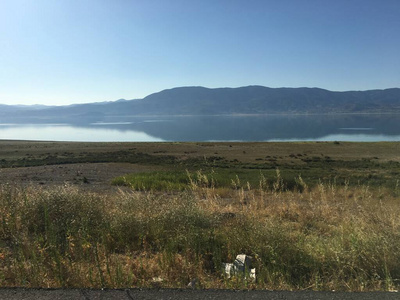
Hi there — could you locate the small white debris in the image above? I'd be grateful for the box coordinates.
[152,276,163,283]
[222,263,235,278]
[250,268,256,280]
[222,254,255,280]
[234,254,252,273]
[187,278,198,289]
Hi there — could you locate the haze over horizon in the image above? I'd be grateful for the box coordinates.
[1,0,399,106]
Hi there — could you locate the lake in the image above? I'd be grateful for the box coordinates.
[0,114,399,142]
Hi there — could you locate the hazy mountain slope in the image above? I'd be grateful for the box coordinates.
[137,86,400,115]
[1,86,399,123]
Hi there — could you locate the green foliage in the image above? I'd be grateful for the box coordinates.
[111,169,307,192]
[111,171,189,191]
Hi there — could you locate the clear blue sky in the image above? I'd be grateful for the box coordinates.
[1,0,399,106]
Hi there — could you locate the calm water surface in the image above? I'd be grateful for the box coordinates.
[0,115,399,142]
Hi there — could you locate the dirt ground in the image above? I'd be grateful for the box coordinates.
[0,162,159,193]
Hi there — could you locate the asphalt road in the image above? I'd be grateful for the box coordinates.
[0,288,399,300]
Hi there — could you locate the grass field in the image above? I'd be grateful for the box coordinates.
[0,141,399,291]
[1,140,399,189]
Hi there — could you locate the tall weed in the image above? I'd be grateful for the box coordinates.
[0,176,399,290]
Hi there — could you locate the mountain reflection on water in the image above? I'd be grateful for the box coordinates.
[0,114,399,142]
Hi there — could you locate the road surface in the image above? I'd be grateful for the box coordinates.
[0,288,398,300]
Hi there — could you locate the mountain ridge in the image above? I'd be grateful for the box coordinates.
[1,86,399,123]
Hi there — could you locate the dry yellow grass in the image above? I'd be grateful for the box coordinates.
[1,176,399,291]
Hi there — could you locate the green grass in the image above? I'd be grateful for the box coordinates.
[111,169,308,192]
[111,164,400,193]
[111,171,190,191]
[0,150,178,168]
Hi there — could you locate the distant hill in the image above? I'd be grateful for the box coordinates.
[137,86,400,115]
[1,86,399,123]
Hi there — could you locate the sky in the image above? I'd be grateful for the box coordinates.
[0,0,399,106]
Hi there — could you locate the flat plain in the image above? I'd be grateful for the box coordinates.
[0,140,399,191]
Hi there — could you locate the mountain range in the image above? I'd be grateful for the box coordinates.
[1,86,399,123]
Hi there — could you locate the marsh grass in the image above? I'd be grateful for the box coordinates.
[0,174,399,291]
[111,169,304,192]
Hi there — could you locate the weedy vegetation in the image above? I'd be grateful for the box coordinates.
[0,141,399,291]
[1,171,399,291]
